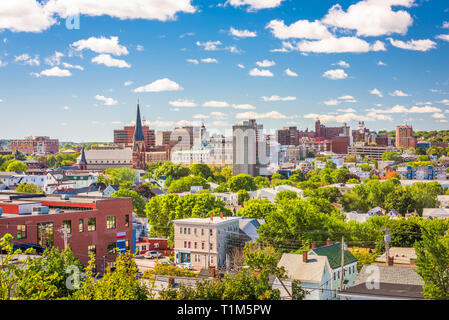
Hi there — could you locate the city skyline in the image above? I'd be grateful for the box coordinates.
[1,0,449,142]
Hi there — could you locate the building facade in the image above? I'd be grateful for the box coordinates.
[11,136,59,155]
[395,125,416,149]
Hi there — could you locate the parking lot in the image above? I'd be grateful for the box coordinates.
[134,255,171,273]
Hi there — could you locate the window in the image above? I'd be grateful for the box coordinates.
[180,227,183,234]
[88,218,96,232]
[154,243,159,249]
[188,228,191,235]
[209,243,213,250]
[194,228,197,235]
[125,240,129,251]
[194,242,197,249]
[210,256,213,264]
[88,245,96,256]
[107,216,116,230]
[201,228,204,236]
[107,242,116,254]
[17,225,27,240]
[125,215,129,228]
[202,243,205,250]
[188,242,191,248]
[184,228,187,234]
[209,229,213,236]
[184,241,187,248]
[62,220,72,233]
[79,219,84,233]
[37,222,53,248]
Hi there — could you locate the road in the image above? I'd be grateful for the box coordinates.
[135,255,171,273]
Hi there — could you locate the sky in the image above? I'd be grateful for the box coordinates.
[0,0,448,142]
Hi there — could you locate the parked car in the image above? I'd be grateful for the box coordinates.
[144,250,162,259]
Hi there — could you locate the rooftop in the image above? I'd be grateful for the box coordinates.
[173,216,242,225]
[309,243,358,270]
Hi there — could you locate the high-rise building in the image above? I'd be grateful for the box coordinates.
[232,119,267,176]
[315,120,349,140]
[276,126,300,146]
[395,125,416,149]
[11,136,59,155]
[155,131,173,146]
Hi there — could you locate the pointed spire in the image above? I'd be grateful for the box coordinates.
[79,145,87,165]
[133,97,145,145]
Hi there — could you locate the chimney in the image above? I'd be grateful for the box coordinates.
[410,258,416,267]
[302,250,308,263]
[387,256,394,266]
[326,238,331,246]
[220,211,223,219]
[311,242,316,249]
[210,213,213,221]
[209,266,216,277]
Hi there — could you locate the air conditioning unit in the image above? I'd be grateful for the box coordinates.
[61,194,70,200]
[32,206,49,215]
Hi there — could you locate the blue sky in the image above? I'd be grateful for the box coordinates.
[0,0,448,142]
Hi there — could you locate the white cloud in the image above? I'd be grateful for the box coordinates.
[0,0,56,32]
[284,68,298,77]
[201,58,218,63]
[71,36,128,56]
[134,78,183,93]
[229,27,257,38]
[324,99,341,106]
[262,95,296,101]
[232,104,256,110]
[63,106,70,110]
[203,100,230,107]
[227,0,284,11]
[432,113,445,119]
[338,95,355,101]
[186,59,199,64]
[388,38,437,51]
[389,90,410,97]
[333,60,350,68]
[61,62,84,70]
[369,88,383,98]
[45,51,64,66]
[193,114,210,119]
[367,105,442,114]
[256,59,276,67]
[0,59,7,67]
[31,66,72,77]
[437,99,449,106]
[290,37,386,53]
[443,22,449,29]
[321,0,414,37]
[44,0,196,22]
[136,44,145,51]
[169,99,197,107]
[176,120,199,127]
[91,54,131,68]
[211,111,228,118]
[436,34,449,42]
[124,81,133,86]
[266,19,332,40]
[94,94,118,106]
[337,108,356,113]
[147,120,175,127]
[377,61,387,66]
[249,68,274,77]
[196,40,222,51]
[322,69,348,80]
[236,110,287,119]
[237,64,245,69]
[14,53,40,66]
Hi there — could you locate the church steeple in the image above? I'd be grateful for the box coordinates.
[133,97,145,145]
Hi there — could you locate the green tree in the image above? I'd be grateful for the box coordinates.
[382,151,401,163]
[254,176,270,189]
[167,176,210,193]
[190,163,213,179]
[237,199,277,219]
[228,174,257,192]
[237,189,250,206]
[6,160,27,173]
[414,220,449,299]
[111,188,146,217]
[16,183,43,194]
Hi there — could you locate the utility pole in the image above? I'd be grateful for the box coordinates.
[58,225,71,250]
[340,236,345,291]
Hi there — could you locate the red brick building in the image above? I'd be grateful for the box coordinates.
[114,126,155,151]
[0,193,133,272]
[11,136,59,155]
[395,125,416,149]
[331,136,351,154]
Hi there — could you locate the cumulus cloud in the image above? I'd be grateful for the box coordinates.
[229,27,257,38]
[61,62,84,70]
[237,64,245,69]
[290,37,386,54]
[203,100,230,107]
[389,90,410,97]
[377,61,387,66]
[322,69,348,80]
[45,51,64,66]
[196,40,222,51]
[94,94,118,106]
[0,0,56,32]
[14,53,40,66]
[367,105,442,114]
[201,58,218,63]
[388,38,437,51]
[436,34,449,42]
[262,95,296,101]
[284,68,298,77]
[169,99,197,107]
[31,66,72,77]
[266,19,332,40]
[71,36,129,56]
[124,81,133,86]
[256,59,276,67]
[186,59,199,64]
[236,111,287,119]
[232,104,256,110]
[333,60,350,68]
[321,0,414,37]
[226,0,284,11]
[133,78,183,93]
[370,88,383,98]
[91,54,131,68]
[249,68,274,77]
[324,99,341,106]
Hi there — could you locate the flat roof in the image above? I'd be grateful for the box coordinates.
[174,216,241,225]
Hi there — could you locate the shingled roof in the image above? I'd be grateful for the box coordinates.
[309,243,358,270]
